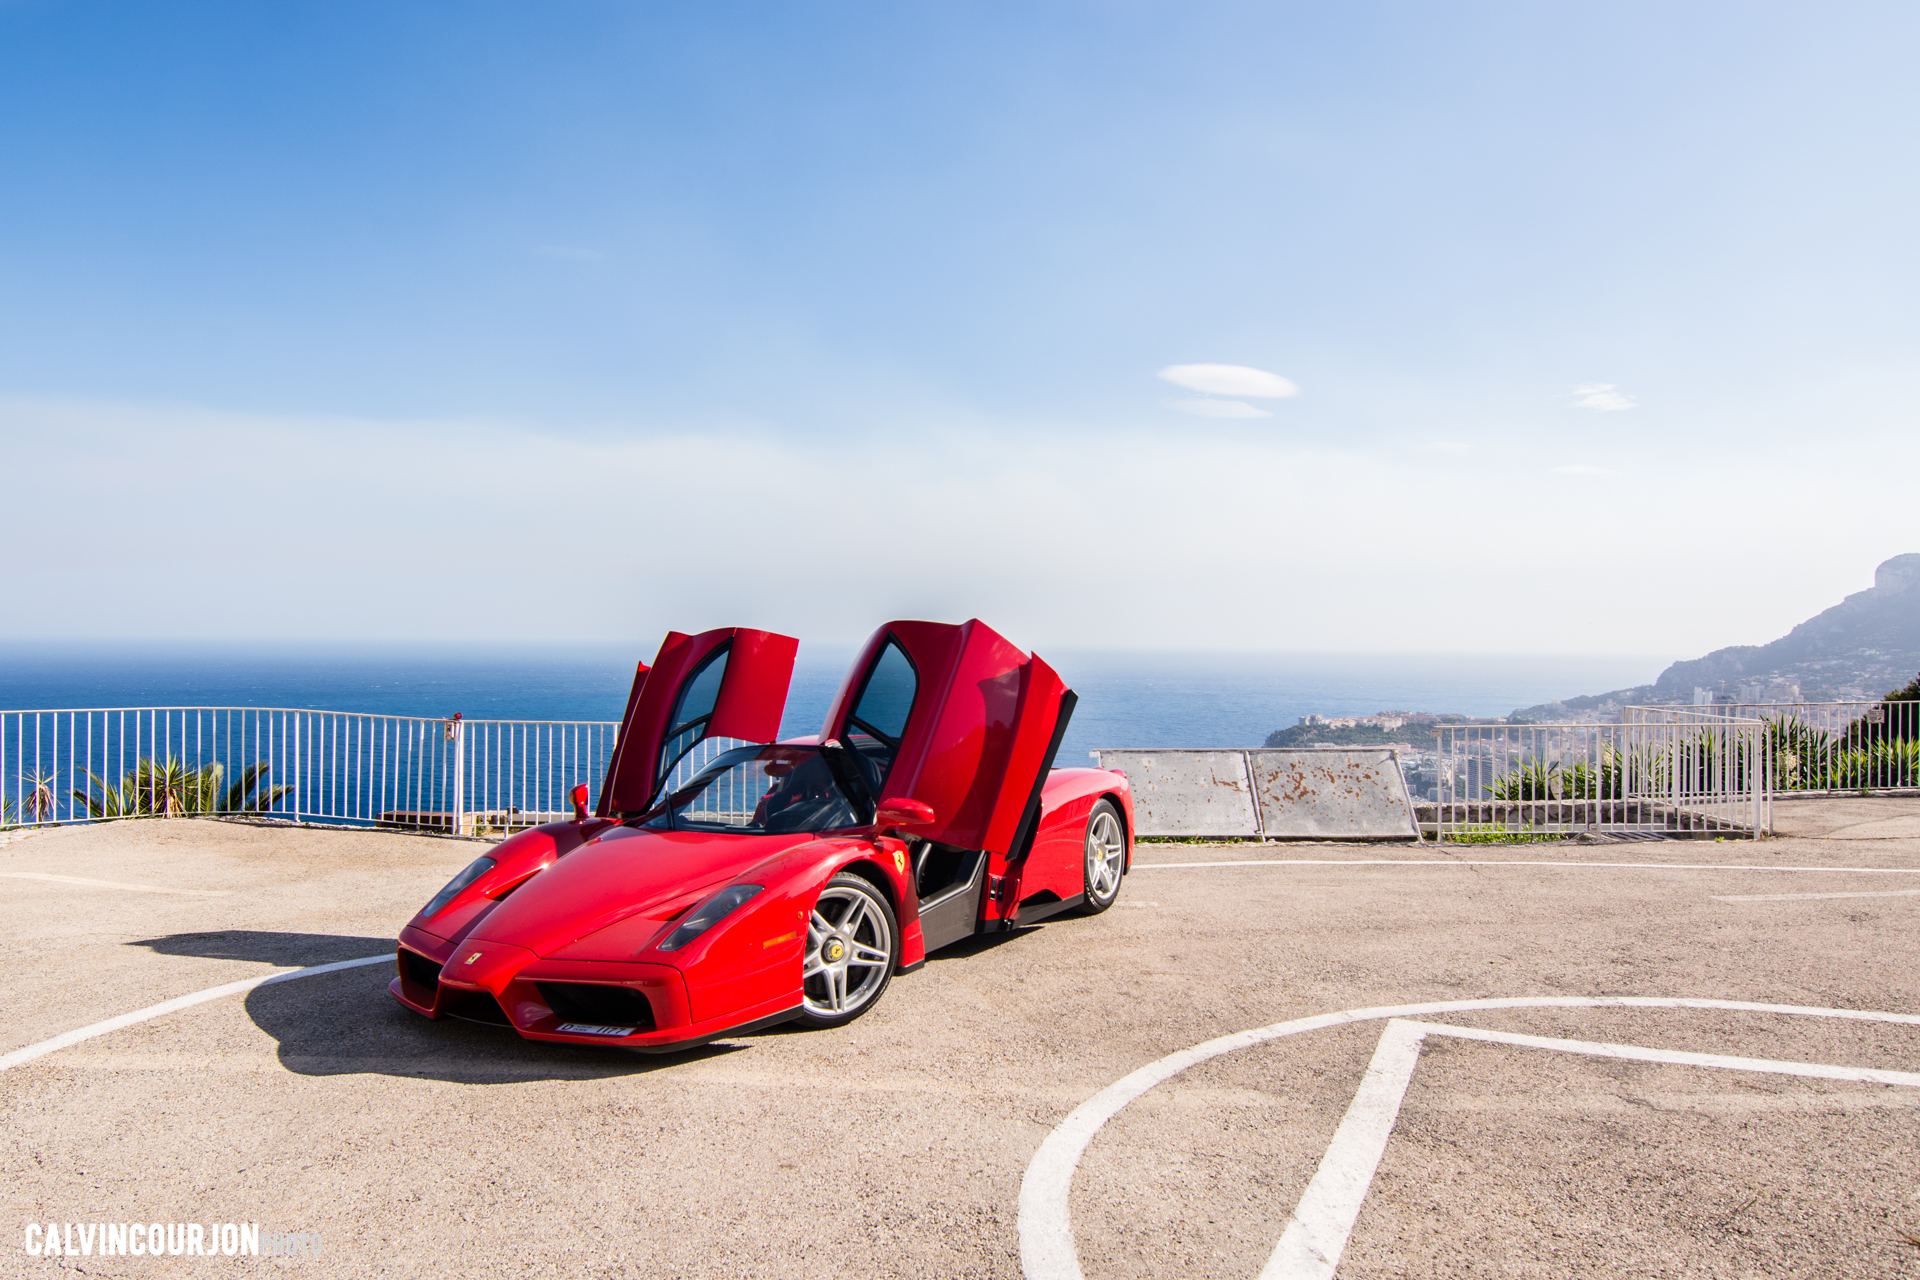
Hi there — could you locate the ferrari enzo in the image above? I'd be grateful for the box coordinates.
[390,619,1134,1051]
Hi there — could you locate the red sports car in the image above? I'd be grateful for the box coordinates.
[390,619,1134,1051]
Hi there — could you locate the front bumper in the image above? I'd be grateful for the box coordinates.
[389,926,797,1053]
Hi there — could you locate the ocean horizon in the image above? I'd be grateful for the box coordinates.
[0,641,1665,766]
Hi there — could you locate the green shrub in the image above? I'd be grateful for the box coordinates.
[1442,822,1566,844]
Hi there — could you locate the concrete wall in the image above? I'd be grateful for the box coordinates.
[1091,748,1418,840]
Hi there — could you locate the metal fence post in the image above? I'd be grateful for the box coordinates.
[292,712,303,822]
[450,716,466,837]
[1668,721,1679,829]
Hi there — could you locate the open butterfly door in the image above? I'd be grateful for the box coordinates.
[599,627,800,816]
[823,619,1075,928]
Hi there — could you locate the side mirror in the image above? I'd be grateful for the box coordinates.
[570,783,591,823]
[872,797,936,833]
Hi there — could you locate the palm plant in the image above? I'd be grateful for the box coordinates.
[72,757,290,819]
[1666,727,1766,797]
[1820,740,1920,791]
[21,771,59,823]
[1489,758,1563,801]
[1766,715,1833,792]
[1559,746,1626,800]
[214,761,290,813]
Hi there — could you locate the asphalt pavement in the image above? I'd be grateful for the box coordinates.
[3,801,1917,1278]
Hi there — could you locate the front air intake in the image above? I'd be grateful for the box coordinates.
[442,990,512,1026]
[536,982,656,1030]
[401,949,444,990]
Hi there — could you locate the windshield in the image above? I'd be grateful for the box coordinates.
[636,744,878,835]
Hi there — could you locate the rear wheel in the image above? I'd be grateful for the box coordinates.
[796,872,899,1028]
[1080,799,1126,914]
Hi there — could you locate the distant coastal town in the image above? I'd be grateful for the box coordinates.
[1267,552,1920,801]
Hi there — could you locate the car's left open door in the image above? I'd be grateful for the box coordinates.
[599,627,799,816]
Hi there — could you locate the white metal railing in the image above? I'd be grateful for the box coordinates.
[0,708,764,838]
[1695,700,1917,795]
[0,708,618,837]
[1429,708,1770,839]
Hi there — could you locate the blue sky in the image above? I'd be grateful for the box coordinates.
[3,2,1916,656]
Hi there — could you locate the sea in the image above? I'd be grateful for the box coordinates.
[0,642,1662,765]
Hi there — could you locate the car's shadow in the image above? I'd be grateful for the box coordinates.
[925,924,1043,961]
[126,930,749,1084]
[648,925,1045,1042]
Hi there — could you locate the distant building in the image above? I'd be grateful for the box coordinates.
[1299,712,1414,731]
[1735,679,1803,703]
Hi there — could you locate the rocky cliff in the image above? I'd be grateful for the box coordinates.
[1513,553,1920,718]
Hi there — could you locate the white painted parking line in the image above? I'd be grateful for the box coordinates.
[0,954,390,1074]
[1400,1018,1920,1086]
[1258,1017,1920,1280]
[1713,888,1920,902]
[0,871,233,896]
[1133,858,1920,874]
[1018,996,1920,1280]
[1264,1019,1424,1279]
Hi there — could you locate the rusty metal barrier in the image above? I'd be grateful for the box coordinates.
[1089,748,1419,840]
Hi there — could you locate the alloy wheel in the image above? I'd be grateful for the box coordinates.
[802,882,894,1019]
[1085,807,1125,905]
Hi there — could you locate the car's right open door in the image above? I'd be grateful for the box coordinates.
[821,619,1075,938]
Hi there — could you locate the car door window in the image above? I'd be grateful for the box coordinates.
[658,644,730,784]
[844,639,916,792]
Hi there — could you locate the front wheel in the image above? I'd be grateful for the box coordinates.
[796,872,899,1028]
[1079,799,1126,915]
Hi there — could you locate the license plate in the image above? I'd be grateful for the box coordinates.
[557,1023,634,1037]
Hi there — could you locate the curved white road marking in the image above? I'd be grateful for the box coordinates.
[1017,996,1920,1280]
[1133,859,1920,873]
[0,954,390,1074]
[1714,887,1920,902]
[0,871,233,896]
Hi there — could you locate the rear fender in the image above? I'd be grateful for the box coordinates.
[994,768,1136,913]
[1040,767,1134,870]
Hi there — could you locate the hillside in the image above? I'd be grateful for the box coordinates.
[1512,553,1920,718]
[1263,721,1440,749]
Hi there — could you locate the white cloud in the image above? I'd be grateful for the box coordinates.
[535,245,605,262]
[1570,383,1637,411]
[1555,464,1623,477]
[1159,363,1298,399]
[8,396,1905,658]
[1169,398,1271,419]
[1423,441,1473,453]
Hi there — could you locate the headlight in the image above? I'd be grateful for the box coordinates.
[423,856,496,918]
[657,885,763,952]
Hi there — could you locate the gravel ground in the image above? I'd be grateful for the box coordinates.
[3,802,1918,1278]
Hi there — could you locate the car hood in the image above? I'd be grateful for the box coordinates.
[462,826,820,960]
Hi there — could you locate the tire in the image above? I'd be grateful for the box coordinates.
[1079,799,1126,915]
[796,871,900,1028]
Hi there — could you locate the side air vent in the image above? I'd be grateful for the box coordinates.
[536,982,657,1030]
[401,949,444,989]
